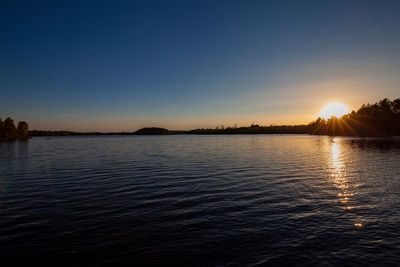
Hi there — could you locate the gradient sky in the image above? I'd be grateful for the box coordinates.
[1,0,400,131]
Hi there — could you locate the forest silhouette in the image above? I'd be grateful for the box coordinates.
[18,97,400,138]
[0,117,29,141]
[306,98,400,136]
[189,98,400,136]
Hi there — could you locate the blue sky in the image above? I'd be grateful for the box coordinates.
[1,0,400,131]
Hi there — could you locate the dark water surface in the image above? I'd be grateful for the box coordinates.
[1,135,399,266]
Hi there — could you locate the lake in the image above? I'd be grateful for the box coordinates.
[1,135,399,266]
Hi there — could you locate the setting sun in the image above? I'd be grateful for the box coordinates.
[319,102,349,119]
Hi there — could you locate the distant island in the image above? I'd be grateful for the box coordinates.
[28,127,186,137]
[3,97,398,141]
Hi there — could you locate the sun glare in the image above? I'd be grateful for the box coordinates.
[319,102,349,119]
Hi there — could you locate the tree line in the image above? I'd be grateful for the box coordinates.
[190,98,400,136]
[307,98,400,136]
[188,123,309,135]
[0,117,29,141]
[10,97,400,138]
[29,127,185,136]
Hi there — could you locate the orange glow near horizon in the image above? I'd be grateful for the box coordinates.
[319,102,350,119]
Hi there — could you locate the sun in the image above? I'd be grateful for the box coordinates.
[319,102,349,119]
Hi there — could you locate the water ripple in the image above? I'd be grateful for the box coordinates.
[0,135,399,265]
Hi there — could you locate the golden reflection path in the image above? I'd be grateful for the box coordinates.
[330,138,363,228]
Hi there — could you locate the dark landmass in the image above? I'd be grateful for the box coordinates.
[5,97,399,139]
[133,127,169,135]
[189,98,400,136]
[133,127,186,135]
[188,124,308,135]
[28,130,134,136]
[28,127,187,137]
[308,98,400,136]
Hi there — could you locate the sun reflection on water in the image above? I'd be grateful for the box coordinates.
[330,139,363,227]
[330,140,351,204]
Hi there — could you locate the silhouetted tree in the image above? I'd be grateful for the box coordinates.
[0,118,3,141]
[393,98,400,115]
[3,117,17,141]
[17,121,29,140]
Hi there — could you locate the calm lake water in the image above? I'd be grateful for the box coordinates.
[1,135,399,266]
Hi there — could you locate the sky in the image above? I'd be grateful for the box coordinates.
[1,0,400,131]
